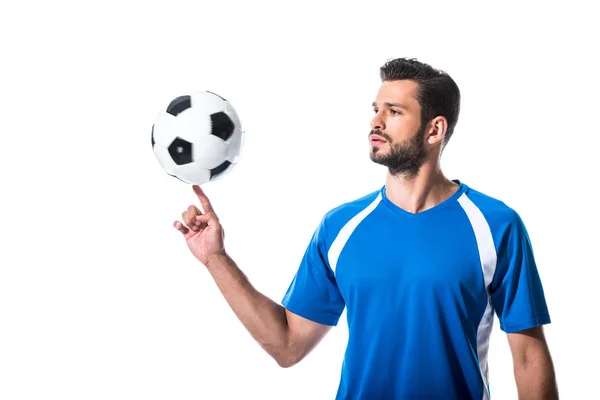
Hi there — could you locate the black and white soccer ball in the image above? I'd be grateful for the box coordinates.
[151,91,244,184]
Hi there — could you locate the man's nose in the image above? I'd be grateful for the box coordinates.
[371,113,385,131]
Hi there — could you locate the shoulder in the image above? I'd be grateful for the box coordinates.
[316,187,383,240]
[462,185,521,223]
[460,184,527,240]
[323,187,382,223]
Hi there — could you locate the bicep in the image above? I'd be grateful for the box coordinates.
[507,326,550,367]
[285,308,333,364]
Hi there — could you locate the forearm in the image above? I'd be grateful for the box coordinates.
[204,253,291,364]
[514,354,559,399]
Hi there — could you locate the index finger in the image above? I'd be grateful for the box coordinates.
[192,184,214,213]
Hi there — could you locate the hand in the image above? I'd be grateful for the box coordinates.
[173,185,226,266]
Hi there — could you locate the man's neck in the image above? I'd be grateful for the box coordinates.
[384,163,459,215]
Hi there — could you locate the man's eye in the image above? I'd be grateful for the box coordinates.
[390,110,400,115]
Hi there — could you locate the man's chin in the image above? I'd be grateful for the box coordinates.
[370,146,388,156]
[369,153,390,166]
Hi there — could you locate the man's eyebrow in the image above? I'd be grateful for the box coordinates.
[372,101,408,110]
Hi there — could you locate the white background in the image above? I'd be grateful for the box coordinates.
[1,0,598,399]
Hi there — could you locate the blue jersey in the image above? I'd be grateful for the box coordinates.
[281,180,550,399]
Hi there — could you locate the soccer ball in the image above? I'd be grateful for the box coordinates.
[151,90,244,184]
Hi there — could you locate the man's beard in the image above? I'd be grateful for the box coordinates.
[369,124,427,177]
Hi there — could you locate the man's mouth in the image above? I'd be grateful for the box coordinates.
[369,135,387,144]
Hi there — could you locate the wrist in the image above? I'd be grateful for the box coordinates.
[205,252,230,269]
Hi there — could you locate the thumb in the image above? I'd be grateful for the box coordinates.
[196,214,214,226]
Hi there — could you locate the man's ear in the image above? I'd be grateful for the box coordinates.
[427,116,448,145]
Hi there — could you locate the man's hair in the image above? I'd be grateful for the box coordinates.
[380,58,461,146]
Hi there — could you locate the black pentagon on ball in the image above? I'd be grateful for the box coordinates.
[166,95,191,116]
[168,137,193,165]
[210,112,234,141]
[151,124,155,148]
[210,160,231,179]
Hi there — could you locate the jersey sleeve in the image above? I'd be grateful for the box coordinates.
[490,211,551,333]
[281,217,346,326]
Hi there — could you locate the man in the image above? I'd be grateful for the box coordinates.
[173,58,559,399]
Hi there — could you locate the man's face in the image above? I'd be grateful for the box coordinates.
[369,80,428,176]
